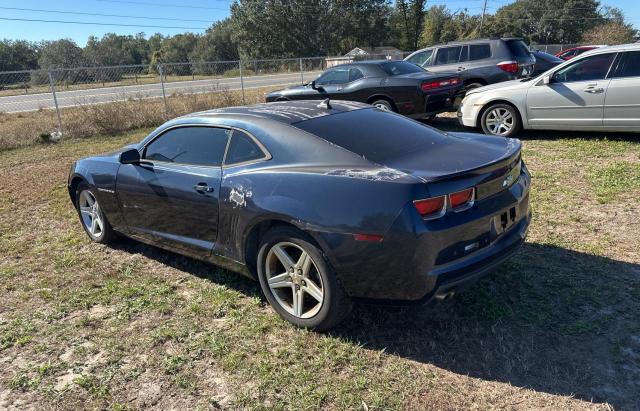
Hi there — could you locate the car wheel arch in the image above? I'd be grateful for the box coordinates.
[366,95,397,111]
[68,174,89,205]
[242,218,332,278]
[477,99,524,129]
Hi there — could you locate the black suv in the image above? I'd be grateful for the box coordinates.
[404,38,536,90]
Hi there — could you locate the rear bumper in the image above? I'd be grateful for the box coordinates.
[333,166,531,302]
[404,86,464,118]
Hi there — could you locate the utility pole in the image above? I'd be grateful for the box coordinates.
[479,0,488,37]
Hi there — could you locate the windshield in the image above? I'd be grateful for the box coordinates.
[379,61,425,76]
[505,40,533,58]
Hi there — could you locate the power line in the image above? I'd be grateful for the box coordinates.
[95,0,230,10]
[0,6,215,23]
[0,17,207,30]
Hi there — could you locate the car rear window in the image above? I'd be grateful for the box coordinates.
[293,109,449,163]
[469,44,491,60]
[505,40,532,58]
[379,61,425,75]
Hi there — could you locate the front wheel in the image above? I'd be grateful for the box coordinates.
[257,226,352,331]
[75,183,117,243]
[480,103,522,137]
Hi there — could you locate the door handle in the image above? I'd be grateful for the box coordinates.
[583,86,604,93]
[194,183,214,193]
[457,67,465,71]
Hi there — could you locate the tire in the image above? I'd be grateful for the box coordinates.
[75,183,117,244]
[370,99,395,112]
[465,82,485,91]
[256,226,352,331]
[480,103,522,137]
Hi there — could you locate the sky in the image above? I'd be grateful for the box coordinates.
[0,0,638,46]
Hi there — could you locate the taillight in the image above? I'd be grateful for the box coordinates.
[413,196,446,219]
[421,77,460,92]
[497,61,519,73]
[449,188,475,210]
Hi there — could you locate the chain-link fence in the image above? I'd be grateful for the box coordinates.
[530,44,585,55]
[0,56,345,145]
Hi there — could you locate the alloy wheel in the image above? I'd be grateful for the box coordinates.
[78,190,104,239]
[485,107,514,135]
[265,242,324,319]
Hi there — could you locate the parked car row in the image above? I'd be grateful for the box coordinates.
[459,43,640,136]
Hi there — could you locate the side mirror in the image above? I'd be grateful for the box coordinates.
[119,148,141,164]
[542,75,551,85]
[311,80,325,92]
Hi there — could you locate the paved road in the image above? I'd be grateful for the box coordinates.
[0,71,322,113]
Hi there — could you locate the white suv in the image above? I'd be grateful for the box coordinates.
[458,43,640,137]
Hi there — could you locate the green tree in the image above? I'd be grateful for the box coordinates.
[486,0,603,44]
[393,0,427,51]
[582,21,637,45]
[190,19,239,62]
[38,39,85,69]
[161,33,198,63]
[0,39,38,71]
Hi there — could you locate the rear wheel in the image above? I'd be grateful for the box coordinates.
[480,103,521,137]
[75,183,116,243]
[257,226,352,331]
[370,99,394,112]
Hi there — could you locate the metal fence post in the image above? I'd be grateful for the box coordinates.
[48,70,63,136]
[299,58,304,84]
[158,63,168,116]
[239,60,246,104]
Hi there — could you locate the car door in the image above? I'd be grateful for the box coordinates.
[604,51,640,129]
[526,52,617,128]
[313,67,352,98]
[427,46,463,75]
[116,125,230,256]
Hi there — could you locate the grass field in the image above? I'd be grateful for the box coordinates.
[1,120,639,410]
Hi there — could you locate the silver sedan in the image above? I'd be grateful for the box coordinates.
[458,43,640,137]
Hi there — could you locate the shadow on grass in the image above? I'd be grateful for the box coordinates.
[110,238,640,409]
[425,116,640,142]
[333,243,640,410]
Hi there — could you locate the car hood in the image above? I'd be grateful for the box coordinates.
[466,79,530,96]
[381,132,521,182]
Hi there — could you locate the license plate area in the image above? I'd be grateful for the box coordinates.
[492,206,517,237]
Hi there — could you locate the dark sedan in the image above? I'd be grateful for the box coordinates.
[265,60,463,118]
[531,49,564,76]
[68,100,531,331]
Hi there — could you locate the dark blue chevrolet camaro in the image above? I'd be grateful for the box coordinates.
[68,100,531,330]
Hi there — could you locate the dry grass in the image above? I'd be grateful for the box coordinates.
[0,87,270,151]
[1,119,639,410]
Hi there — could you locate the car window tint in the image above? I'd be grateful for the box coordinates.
[469,44,491,61]
[294,109,450,164]
[505,40,532,57]
[379,61,424,75]
[225,130,265,165]
[144,127,229,166]
[407,49,433,67]
[316,68,350,85]
[615,51,640,78]
[459,46,468,62]
[552,53,616,83]
[435,46,461,65]
[349,68,364,82]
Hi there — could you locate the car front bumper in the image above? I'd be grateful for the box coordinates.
[457,94,483,128]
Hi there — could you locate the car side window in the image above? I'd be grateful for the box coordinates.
[469,44,491,61]
[349,68,364,82]
[559,49,576,59]
[407,49,434,67]
[435,46,462,65]
[224,130,266,165]
[552,53,616,83]
[315,68,350,85]
[613,51,640,78]
[144,126,230,166]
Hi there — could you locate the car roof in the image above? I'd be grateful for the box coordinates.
[576,42,640,57]
[183,100,372,125]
